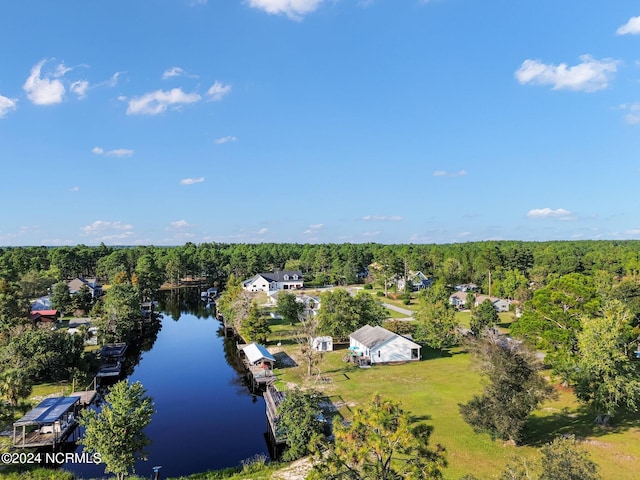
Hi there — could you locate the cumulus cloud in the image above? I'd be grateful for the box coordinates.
[433,170,467,177]
[247,0,324,20]
[257,228,269,234]
[207,81,232,101]
[23,59,66,105]
[526,208,573,219]
[0,95,17,118]
[215,135,237,144]
[180,177,205,185]
[617,16,640,35]
[362,215,403,222]
[127,88,201,115]
[619,103,640,124]
[92,147,134,157]
[515,55,618,92]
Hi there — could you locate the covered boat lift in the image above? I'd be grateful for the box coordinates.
[13,395,80,448]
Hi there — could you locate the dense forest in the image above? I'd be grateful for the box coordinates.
[3,240,640,294]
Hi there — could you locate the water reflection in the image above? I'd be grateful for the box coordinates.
[64,289,269,479]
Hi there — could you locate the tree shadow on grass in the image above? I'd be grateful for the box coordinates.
[273,351,298,369]
[523,405,640,446]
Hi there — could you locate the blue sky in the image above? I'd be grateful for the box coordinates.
[1,0,640,246]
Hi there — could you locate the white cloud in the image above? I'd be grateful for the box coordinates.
[69,186,80,192]
[247,0,324,20]
[70,80,89,99]
[0,95,17,118]
[92,147,134,157]
[168,220,195,230]
[362,231,381,237]
[127,88,201,115]
[82,220,133,236]
[515,55,618,92]
[362,215,403,222]
[106,149,134,157]
[625,229,640,235]
[433,170,467,177]
[257,227,269,234]
[617,16,640,35]
[180,177,205,185]
[23,59,66,105]
[303,223,324,234]
[619,103,640,124]
[162,67,186,79]
[215,135,237,144]
[526,208,573,219]
[207,81,232,101]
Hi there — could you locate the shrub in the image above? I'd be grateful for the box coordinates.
[363,284,373,290]
[376,291,385,297]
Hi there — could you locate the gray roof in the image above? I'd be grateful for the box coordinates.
[351,325,421,349]
[350,325,396,349]
[245,271,303,284]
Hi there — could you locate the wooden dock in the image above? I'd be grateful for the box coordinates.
[70,390,97,407]
[264,385,287,445]
[236,343,277,391]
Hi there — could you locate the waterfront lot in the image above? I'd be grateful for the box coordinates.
[271,331,640,479]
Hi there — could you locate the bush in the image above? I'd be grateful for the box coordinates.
[363,284,373,290]
[376,291,385,297]
[403,299,411,305]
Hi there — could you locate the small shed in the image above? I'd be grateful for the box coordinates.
[312,336,333,352]
[242,343,276,369]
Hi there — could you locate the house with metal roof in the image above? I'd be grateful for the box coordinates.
[349,325,421,364]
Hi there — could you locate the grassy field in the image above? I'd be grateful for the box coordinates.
[268,324,640,479]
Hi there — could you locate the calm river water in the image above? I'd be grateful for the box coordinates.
[64,295,270,479]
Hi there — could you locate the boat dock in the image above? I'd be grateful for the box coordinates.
[237,343,277,390]
[13,396,80,448]
[264,384,287,446]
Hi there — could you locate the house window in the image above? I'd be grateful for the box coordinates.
[283,275,289,280]
[411,348,419,360]
[378,350,381,358]
[293,275,298,280]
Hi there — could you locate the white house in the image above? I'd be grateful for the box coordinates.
[242,271,304,293]
[349,325,421,364]
[398,271,434,291]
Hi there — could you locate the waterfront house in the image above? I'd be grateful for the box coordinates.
[242,271,304,293]
[349,325,421,364]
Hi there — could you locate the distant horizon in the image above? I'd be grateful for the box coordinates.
[2,2,639,245]
[3,237,640,249]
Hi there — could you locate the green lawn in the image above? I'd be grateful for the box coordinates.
[270,336,640,480]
